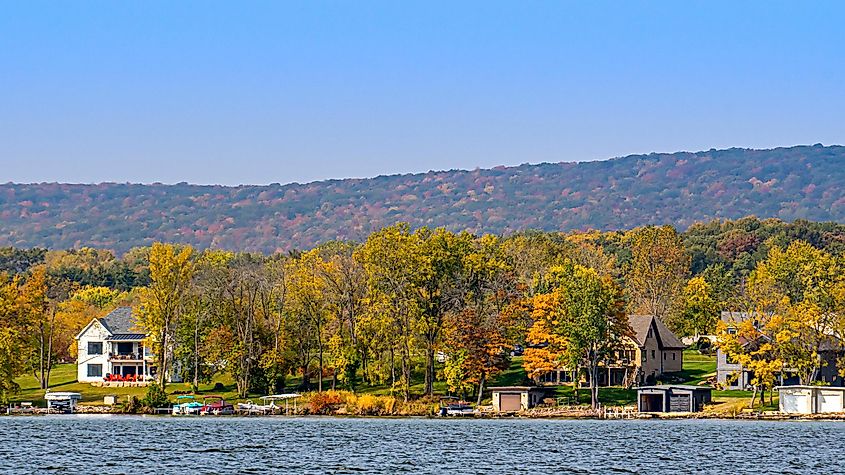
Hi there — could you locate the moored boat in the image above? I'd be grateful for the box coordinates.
[172,395,203,415]
[199,395,234,415]
[438,397,476,417]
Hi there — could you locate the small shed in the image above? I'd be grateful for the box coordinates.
[489,386,545,412]
[777,386,845,414]
[103,395,118,406]
[638,385,711,413]
[44,392,82,413]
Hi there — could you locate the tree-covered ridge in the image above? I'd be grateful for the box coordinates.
[2,145,844,254]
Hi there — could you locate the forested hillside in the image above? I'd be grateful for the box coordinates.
[2,145,844,254]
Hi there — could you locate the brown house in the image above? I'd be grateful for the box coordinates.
[534,314,686,387]
[627,314,685,384]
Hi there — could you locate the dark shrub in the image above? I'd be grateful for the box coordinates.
[140,383,169,409]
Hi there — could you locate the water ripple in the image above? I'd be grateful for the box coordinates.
[0,416,843,474]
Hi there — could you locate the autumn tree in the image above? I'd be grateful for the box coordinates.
[674,276,719,337]
[0,274,27,403]
[260,254,291,393]
[175,249,232,391]
[565,232,620,278]
[316,242,366,389]
[626,225,690,322]
[285,250,331,392]
[749,241,843,385]
[719,240,845,408]
[502,232,572,294]
[221,254,274,397]
[416,228,468,396]
[138,243,194,388]
[57,286,123,361]
[532,263,629,409]
[444,234,514,404]
[357,223,424,401]
[716,316,781,408]
[21,265,66,390]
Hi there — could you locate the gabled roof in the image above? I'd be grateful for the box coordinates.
[99,307,141,335]
[75,306,144,340]
[628,315,686,350]
[628,315,654,346]
[652,315,686,349]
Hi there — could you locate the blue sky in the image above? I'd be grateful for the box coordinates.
[1,1,843,185]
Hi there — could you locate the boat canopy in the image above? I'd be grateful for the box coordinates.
[44,392,82,401]
[260,394,302,401]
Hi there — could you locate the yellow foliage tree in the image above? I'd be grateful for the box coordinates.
[530,263,629,409]
[675,276,719,337]
[626,225,690,322]
[138,243,194,388]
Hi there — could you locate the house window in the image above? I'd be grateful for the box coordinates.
[672,352,676,361]
[87,364,103,377]
[647,328,653,339]
[117,342,133,355]
[663,352,666,360]
[651,350,656,359]
[88,341,103,355]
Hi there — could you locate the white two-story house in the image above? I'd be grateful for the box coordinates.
[76,307,155,383]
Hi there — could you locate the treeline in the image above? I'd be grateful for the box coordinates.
[2,216,845,407]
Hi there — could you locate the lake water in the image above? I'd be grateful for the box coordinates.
[1,416,842,474]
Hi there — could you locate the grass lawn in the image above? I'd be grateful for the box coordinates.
[12,363,245,407]
[490,356,531,387]
[10,351,766,411]
[670,349,717,386]
[13,364,147,406]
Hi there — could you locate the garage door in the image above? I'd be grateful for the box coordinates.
[500,394,522,412]
[669,394,690,412]
[782,393,809,414]
[818,391,843,413]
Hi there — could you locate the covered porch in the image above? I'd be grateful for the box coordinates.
[105,335,154,382]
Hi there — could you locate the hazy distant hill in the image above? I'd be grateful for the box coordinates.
[2,145,844,254]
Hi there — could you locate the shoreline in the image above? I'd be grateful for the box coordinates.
[4,409,845,422]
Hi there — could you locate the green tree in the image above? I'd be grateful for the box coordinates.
[532,263,629,409]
